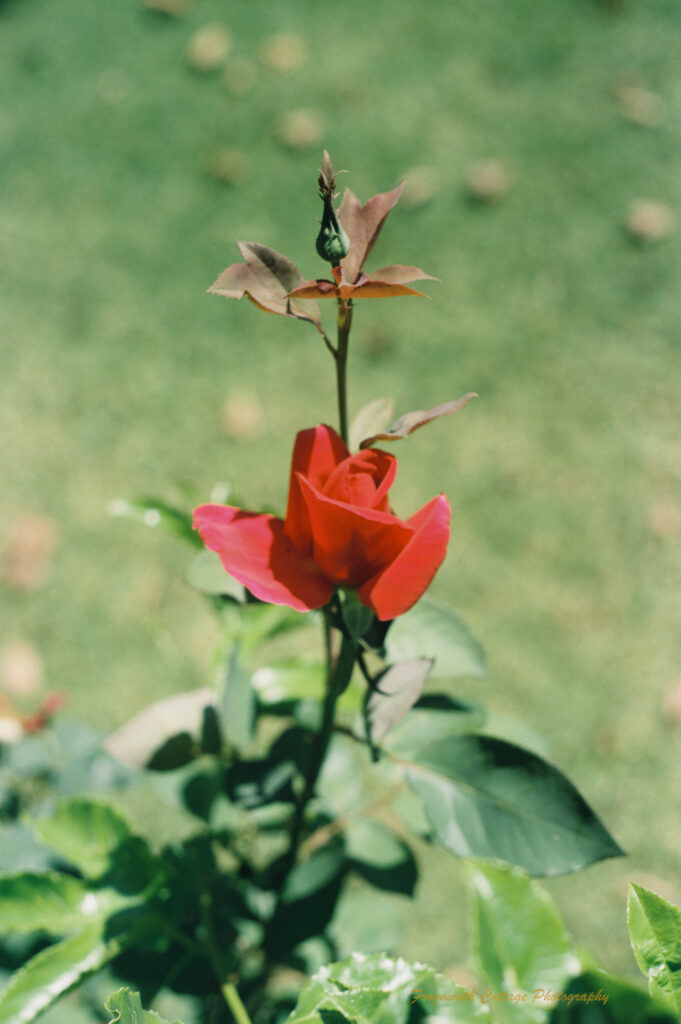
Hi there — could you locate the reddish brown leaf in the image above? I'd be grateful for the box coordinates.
[364,265,436,285]
[260,32,307,74]
[208,242,321,326]
[662,678,681,724]
[287,267,433,301]
[346,279,430,300]
[359,394,477,449]
[277,108,324,150]
[1,640,44,698]
[186,24,231,72]
[338,183,404,282]
[222,390,264,440]
[287,278,338,300]
[1,514,57,591]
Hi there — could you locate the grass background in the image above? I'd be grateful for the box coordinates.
[2,0,681,983]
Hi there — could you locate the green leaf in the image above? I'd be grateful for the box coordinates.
[0,825,54,874]
[467,860,579,1023]
[479,708,552,760]
[344,818,409,868]
[0,923,127,1024]
[0,872,128,935]
[548,969,677,1023]
[364,659,433,743]
[185,549,244,599]
[106,987,184,1024]
[329,887,405,956]
[106,688,214,770]
[628,884,681,1017]
[252,659,326,705]
[283,842,346,903]
[182,765,224,821]
[28,799,131,878]
[200,704,222,755]
[108,498,200,547]
[338,589,374,642]
[399,735,623,875]
[287,952,486,1024]
[268,872,344,955]
[224,757,296,810]
[316,735,367,817]
[146,734,199,772]
[330,634,358,697]
[383,700,485,758]
[345,819,417,896]
[105,689,216,771]
[219,646,255,750]
[393,787,431,837]
[231,602,308,659]
[349,397,395,453]
[385,595,486,679]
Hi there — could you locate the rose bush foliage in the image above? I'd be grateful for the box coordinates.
[193,424,451,620]
[0,153,633,1024]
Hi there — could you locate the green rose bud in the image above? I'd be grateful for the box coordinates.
[316,194,350,265]
[316,150,350,265]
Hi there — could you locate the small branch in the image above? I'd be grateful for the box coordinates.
[299,782,406,856]
[321,329,337,358]
[306,312,337,356]
[356,648,375,687]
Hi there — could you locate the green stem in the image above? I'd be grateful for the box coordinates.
[279,620,356,880]
[260,618,355,985]
[336,299,353,444]
[200,893,253,1024]
[222,982,253,1024]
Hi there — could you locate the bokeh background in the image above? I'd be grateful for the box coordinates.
[2,0,680,982]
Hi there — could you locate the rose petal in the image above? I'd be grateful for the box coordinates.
[358,494,451,620]
[290,424,349,488]
[285,425,349,553]
[193,504,332,611]
[322,449,397,513]
[296,475,411,588]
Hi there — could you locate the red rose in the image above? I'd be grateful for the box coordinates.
[193,425,450,621]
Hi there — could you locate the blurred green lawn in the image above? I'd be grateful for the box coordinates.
[2,0,681,982]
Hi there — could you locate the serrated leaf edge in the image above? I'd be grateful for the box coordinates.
[0,925,125,1024]
[627,883,681,1015]
[105,986,184,1024]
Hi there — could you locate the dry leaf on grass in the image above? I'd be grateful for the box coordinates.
[1,514,57,591]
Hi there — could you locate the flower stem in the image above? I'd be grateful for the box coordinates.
[222,982,253,1024]
[279,619,355,878]
[199,893,253,1024]
[336,299,353,445]
[259,620,354,985]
